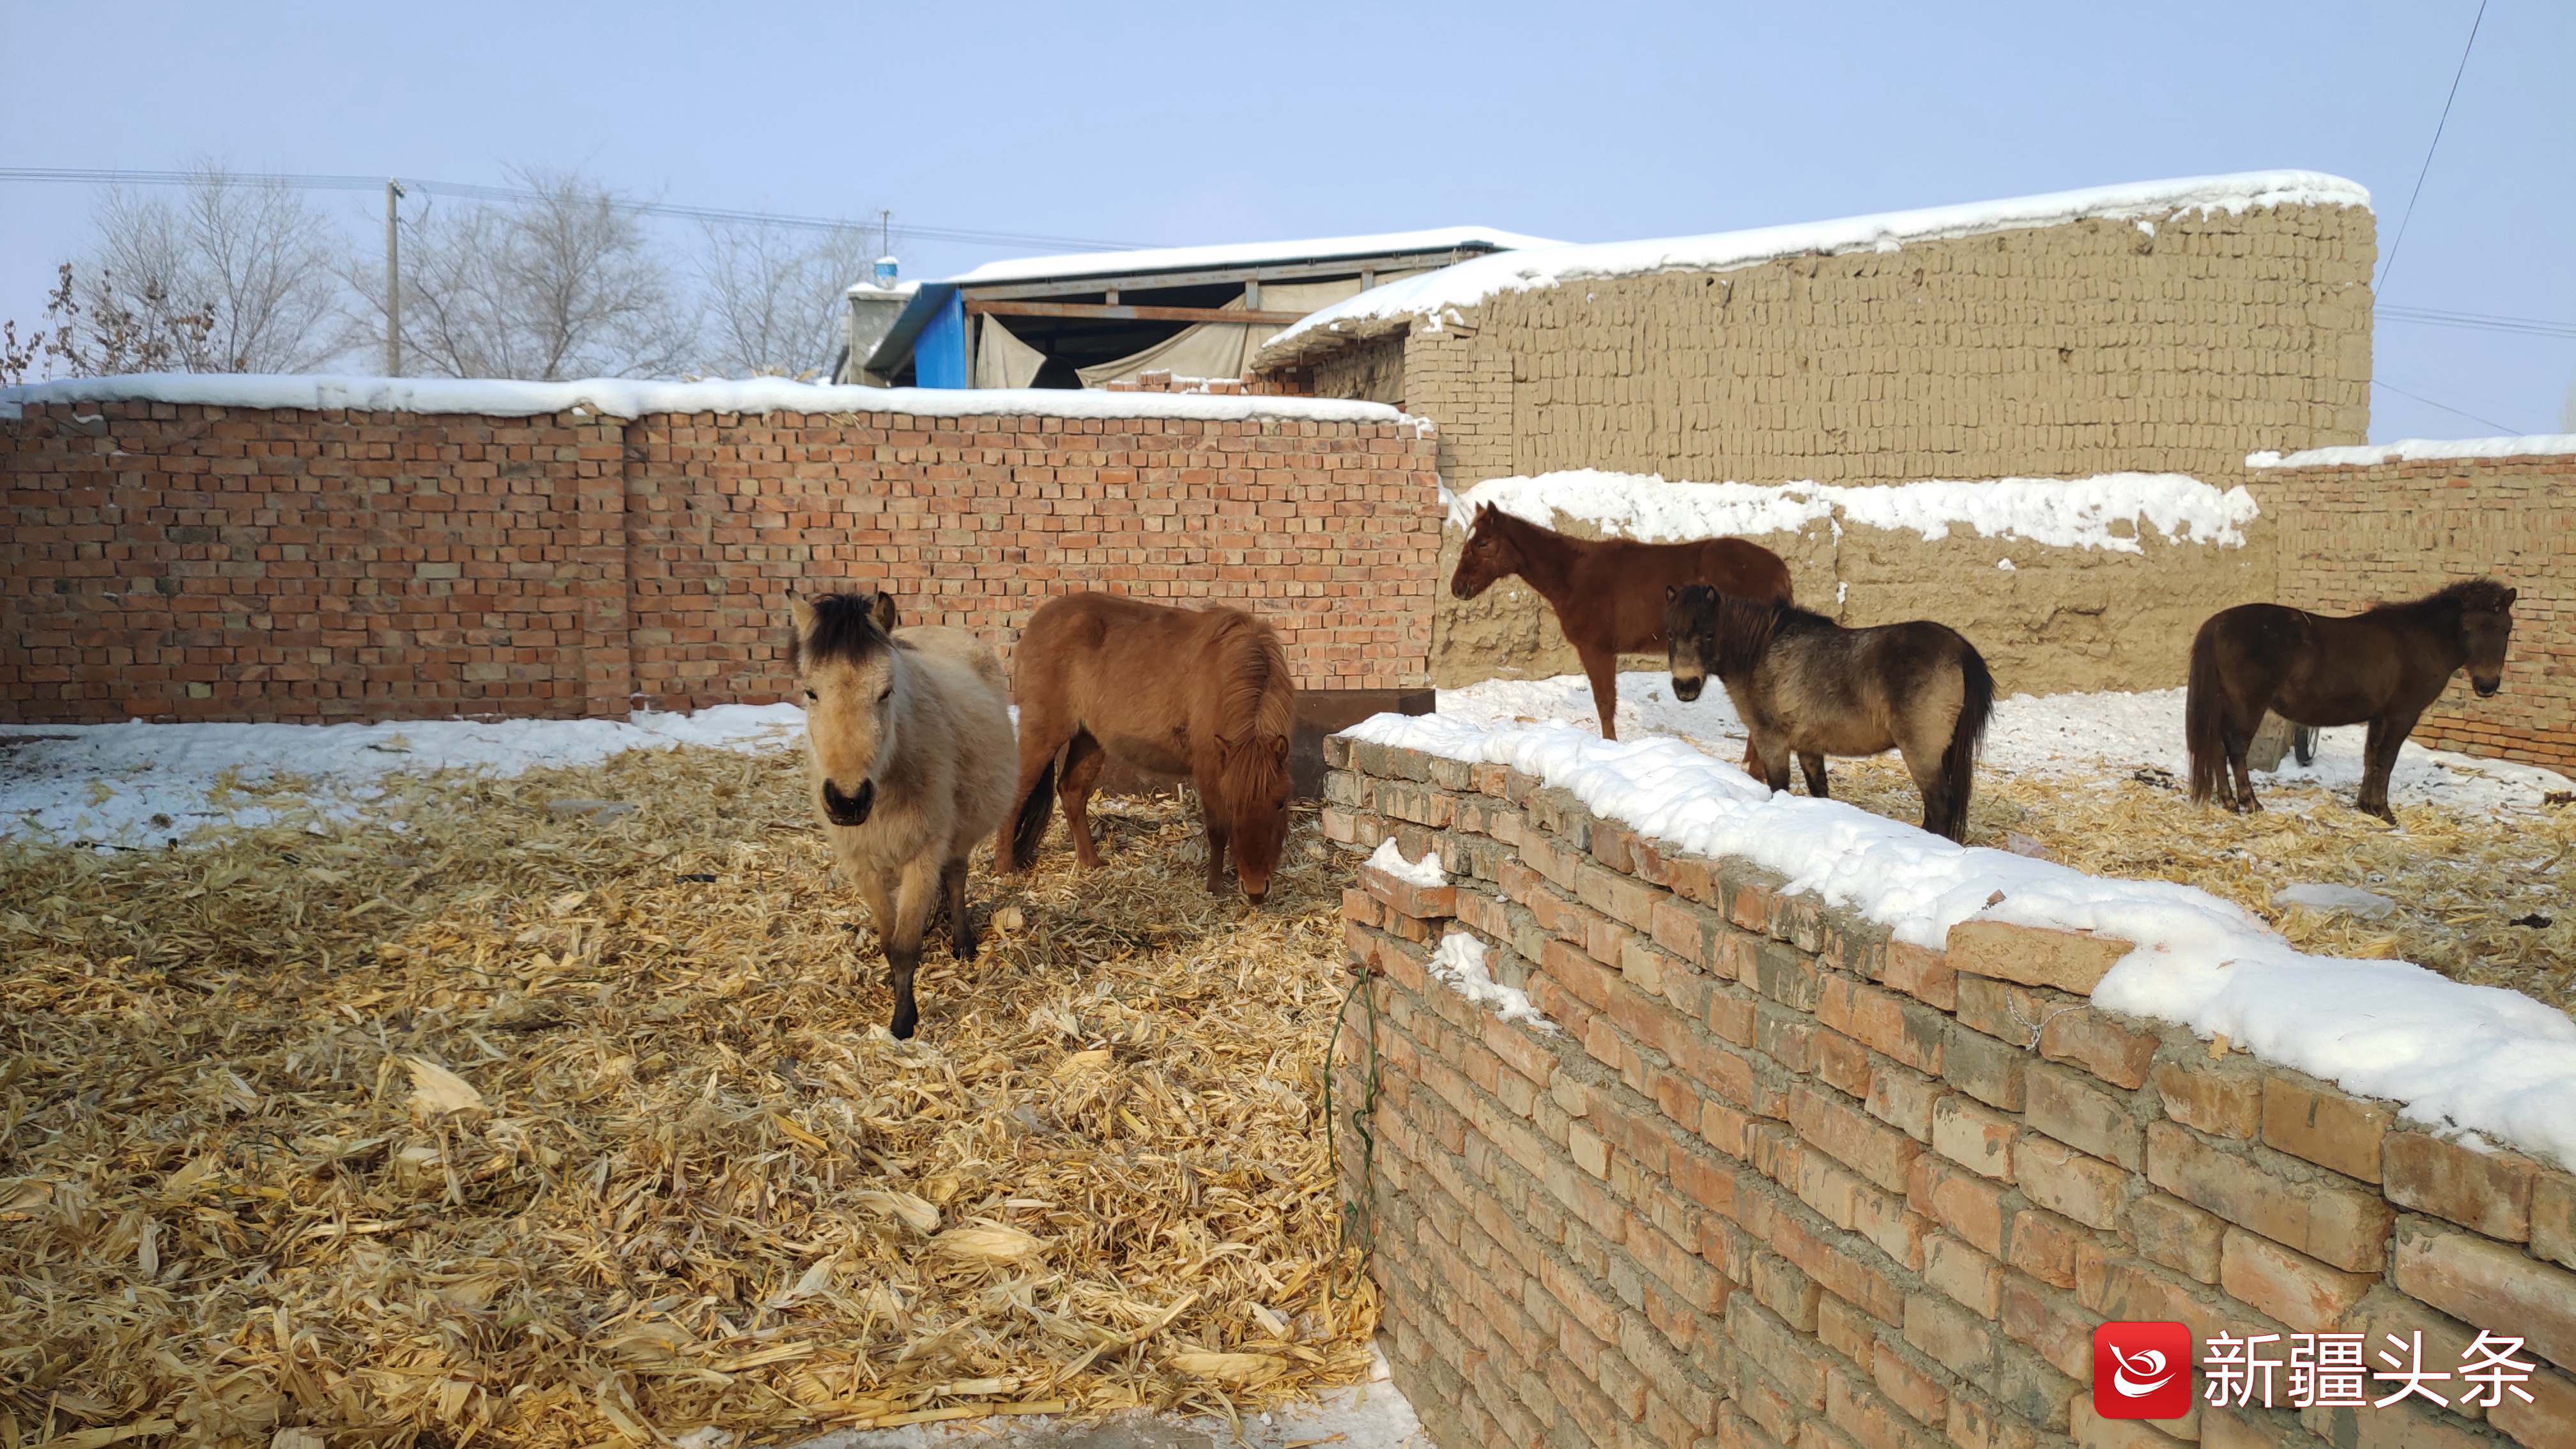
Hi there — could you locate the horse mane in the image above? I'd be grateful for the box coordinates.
[793,592,892,671]
[2370,578,2515,618]
[1706,593,1810,673]
[1213,613,1294,793]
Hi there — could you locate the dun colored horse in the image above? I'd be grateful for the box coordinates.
[1004,592,1297,903]
[2186,579,2517,822]
[1452,503,1793,744]
[1666,585,1994,843]
[793,591,1016,1039]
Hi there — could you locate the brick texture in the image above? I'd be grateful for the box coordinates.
[0,402,1442,721]
[1331,738,2561,1449]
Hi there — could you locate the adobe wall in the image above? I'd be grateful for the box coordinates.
[0,399,1441,726]
[1430,493,2277,697]
[1383,201,2372,490]
[1324,737,2575,1449]
[2249,447,2575,772]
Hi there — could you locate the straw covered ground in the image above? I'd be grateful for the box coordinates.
[1814,753,2576,1015]
[0,748,1376,1448]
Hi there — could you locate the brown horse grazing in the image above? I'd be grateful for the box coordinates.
[1666,585,1993,843]
[2186,579,2517,822]
[793,591,1016,1039]
[1452,503,1795,751]
[1002,592,1297,903]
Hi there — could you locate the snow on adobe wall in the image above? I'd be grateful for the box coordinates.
[0,372,1420,429]
[1450,468,2263,553]
[2248,433,2576,469]
[1259,169,2370,367]
[1332,712,2576,1170]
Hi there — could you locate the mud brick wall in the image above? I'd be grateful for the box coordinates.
[0,401,1441,723]
[2251,448,2576,772]
[1268,202,2372,493]
[1324,737,2575,1449]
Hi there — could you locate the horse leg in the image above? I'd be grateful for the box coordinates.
[1002,706,1077,871]
[2225,719,2262,813]
[1057,728,1109,869]
[1579,645,1621,742]
[882,857,940,1040]
[1903,747,1952,840]
[1200,788,1232,895]
[2355,710,2419,824]
[942,855,975,960]
[1800,753,1830,799]
[1753,733,1796,795]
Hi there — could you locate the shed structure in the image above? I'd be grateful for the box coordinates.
[846,227,1556,390]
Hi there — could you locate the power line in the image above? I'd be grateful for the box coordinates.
[2377,0,2487,296]
[2377,304,2576,342]
[0,166,1156,253]
[2372,377,2522,434]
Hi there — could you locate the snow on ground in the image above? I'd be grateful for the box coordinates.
[1436,672,2572,819]
[0,372,1419,428]
[0,707,806,847]
[1353,675,2576,1168]
[2248,433,2576,469]
[1450,470,2261,553]
[1259,170,2368,365]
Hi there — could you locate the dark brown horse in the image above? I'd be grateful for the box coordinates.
[1452,503,1795,744]
[1666,586,1993,843]
[2186,579,2518,822]
[1002,592,1296,903]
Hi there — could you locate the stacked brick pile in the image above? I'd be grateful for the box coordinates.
[1325,736,2574,1449]
[0,399,1440,723]
[2252,446,2574,772]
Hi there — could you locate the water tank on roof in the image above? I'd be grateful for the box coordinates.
[873,256,899,288]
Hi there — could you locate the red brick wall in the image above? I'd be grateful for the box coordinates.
[0,401,1441,723]
[2254,450,2575,772]
[1326,738,2576,1449]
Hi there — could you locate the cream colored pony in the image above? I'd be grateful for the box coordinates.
[792,592,1014,1038]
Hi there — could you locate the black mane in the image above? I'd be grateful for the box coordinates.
[2371,578,2515,618]
[793,592,893,671]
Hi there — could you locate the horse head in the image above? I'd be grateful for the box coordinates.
[1450,504,1523,601]
[1217,730,1293,904]
[792,590,903,827]
[2457,581,2518,696]
[1664,584,1723,702]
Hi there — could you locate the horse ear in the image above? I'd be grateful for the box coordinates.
[1271,735,1289,763]
[871,592,900,632]
[2503,588,2518,608]
[1666,584,1679,602]
[790,594,817,638]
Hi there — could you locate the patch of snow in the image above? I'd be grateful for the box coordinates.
[1260,170,2368,365]
[2271,883,2398,920]
[0,373,1419,429]
[1449,470,2260,553]
[841,279,922,299]
[1366,837,1446,886]
[1349,683,2576,1167]
[0,706,806,848]
[2246,434,2576,469]
[1429,930,1557,1033]
[1997,558,2017,572]
[945,226,1560,286]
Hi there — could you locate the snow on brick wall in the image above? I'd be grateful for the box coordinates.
[0,398,1441,724]
[1327,735,2576,1449]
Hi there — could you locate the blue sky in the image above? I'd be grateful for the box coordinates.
[3,0,2568,440]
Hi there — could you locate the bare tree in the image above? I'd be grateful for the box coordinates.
[350,168,695,379]
[692,218,873,379]
[66,164,346,373]
[2,261,221,383]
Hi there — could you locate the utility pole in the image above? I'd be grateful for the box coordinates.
[384,179,406,376]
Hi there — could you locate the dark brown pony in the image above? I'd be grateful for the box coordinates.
[1002,592,1296,903]
[2186,579,2518,822]
[1666,585,1993,843]
[1452,503,1795,746]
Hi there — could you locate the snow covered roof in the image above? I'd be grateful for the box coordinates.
[2247,434,2576,469]
[943,226,1560,286]
[1339,708,2576,1169]
[1255,170,2372,369]
[1453,469,2262,553]
[843,279,921,299]
[0,372,1418,427]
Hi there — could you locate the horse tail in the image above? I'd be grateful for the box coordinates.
[2185,618,2228,804]
[1006,752,1057,872]
[1939,643,1995,841]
